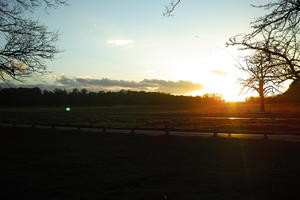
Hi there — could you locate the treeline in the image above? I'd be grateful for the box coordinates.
[246,81,300,104]
[0,87,224,107]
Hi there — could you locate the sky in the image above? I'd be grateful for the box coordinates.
[7,0,272,101]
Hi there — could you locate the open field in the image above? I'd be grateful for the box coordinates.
[1,127,300,199]
[1,103,300,134]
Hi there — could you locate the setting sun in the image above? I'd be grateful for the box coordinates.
[164,49,247,102]
[188,85,245,102]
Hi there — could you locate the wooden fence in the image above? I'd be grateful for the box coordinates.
[0,121,279,139]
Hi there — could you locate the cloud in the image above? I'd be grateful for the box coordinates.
[0,82,61,91]
[210,70,228,76]
[140,79,204,94]
[54,76,204,94]
[107,39,134,46]
[56,76,142,88]
[0,76,204,94]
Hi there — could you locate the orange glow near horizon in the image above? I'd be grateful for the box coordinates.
[188,89,247,102]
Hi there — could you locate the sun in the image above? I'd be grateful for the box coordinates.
[166,52,247,102]
[188,84,246,102]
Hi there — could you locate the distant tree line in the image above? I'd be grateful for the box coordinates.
[246,81,300,104]
[0,88,225,107]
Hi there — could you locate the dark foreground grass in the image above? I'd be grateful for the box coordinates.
[1,127,300,200]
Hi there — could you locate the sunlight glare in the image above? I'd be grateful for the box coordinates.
[167,49,249,102]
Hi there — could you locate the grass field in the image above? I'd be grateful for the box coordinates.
[1,103,300,134]
[1,127,300,199]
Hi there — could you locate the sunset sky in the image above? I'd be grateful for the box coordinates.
[9,0,271,101]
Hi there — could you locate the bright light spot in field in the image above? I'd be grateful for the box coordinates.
[65,107,71,112]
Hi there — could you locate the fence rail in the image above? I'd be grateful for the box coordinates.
[2,121,300,140]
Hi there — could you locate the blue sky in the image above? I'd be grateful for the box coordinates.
[19,0,270,101]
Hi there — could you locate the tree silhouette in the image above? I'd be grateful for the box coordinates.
[227,26,300,82]
[250,0,300,36]
[238,52,281,112]
[0,0,67,82]
[0,88,225,107]
[227,1,300,101]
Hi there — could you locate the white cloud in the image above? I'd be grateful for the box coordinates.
[107,39,134,46]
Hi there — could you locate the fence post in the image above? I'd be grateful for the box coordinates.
[272,118,276,135]
[228,133,231,137]
[264,133,268,140]
[131,128,135,134]
[213,131,218,137]
[165,124,169,136]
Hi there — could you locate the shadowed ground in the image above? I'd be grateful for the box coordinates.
[1,127,300,199]
[1,104,300,134]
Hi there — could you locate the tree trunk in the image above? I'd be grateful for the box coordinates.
[258,80,265,112]
[259,93,265,112]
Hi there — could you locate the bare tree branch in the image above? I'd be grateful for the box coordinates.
[250,0,300,37]
[227,25,300,82]
[0,0,67,82]
[163,0,182,16]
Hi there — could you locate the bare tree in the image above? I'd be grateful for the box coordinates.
[227,26,300,82]
[238,52,281,112]
[0,0,67,82]
[227,0,300,104]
